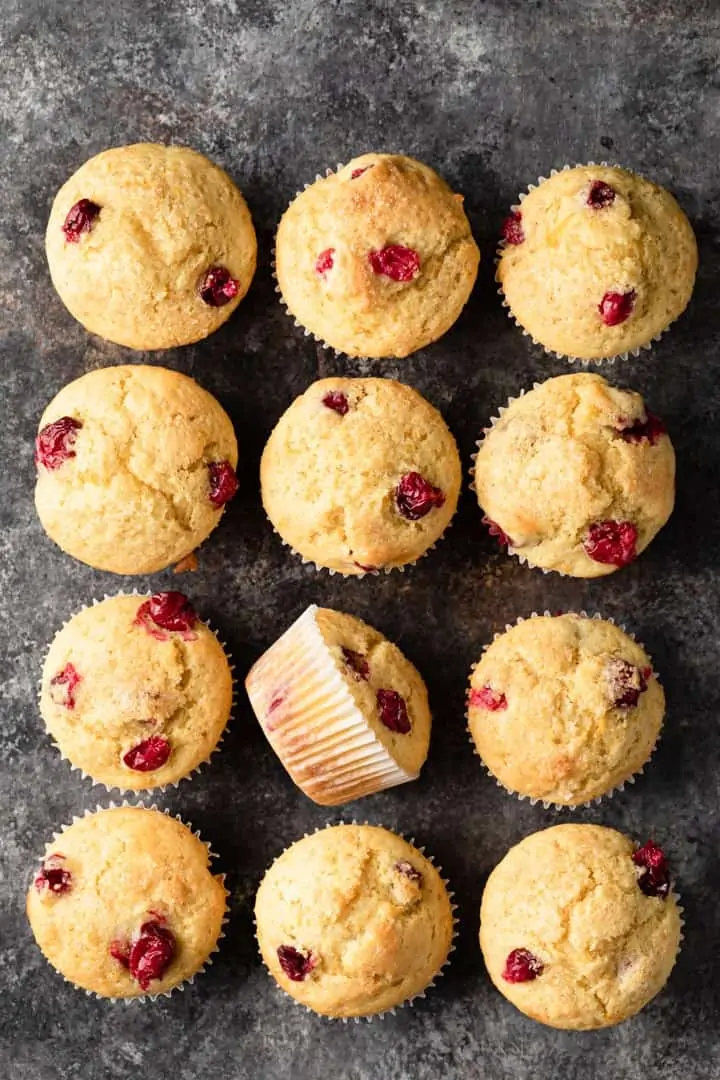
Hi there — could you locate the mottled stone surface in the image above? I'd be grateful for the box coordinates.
[1,1,719,1077]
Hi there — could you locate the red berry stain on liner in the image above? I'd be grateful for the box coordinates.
[502,948,544,983]
[208,461,239,507]
[315,248,335,275]
[599,289,636,326]
[351,166,373,179]
[482,516,514,548]
[618,411,666,445]
[265,692,287,732]
[277,945,316,982]
[34,855,72,895]
[586,181,616,209]
[198,266,240,307]
[35,417,82,470]
[62,199,100,242]
[368,245,420,282]
[49,663,82,709]
[123,735,171,773]
[501,211,524,245]
[395,860,423,884]
[322,391,349,416]
[396,472,445,520]
[583,520,638,568]
[470,686,508,711]
[377,689,411,734]
[135,592,199,641]
[606,658,651,708]
[112,919,176,990]
[342,647,369,680]
[632,840,671,899]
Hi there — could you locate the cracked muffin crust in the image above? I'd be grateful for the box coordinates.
[472,373,675,577]
[40,593,233,791]
[479,824,681,1029]
[260,377,461,574]
[467,613,664,805]
[34,365,239,574]
[254,824,454,1017]
[497,164,697,360]
[275,152,479,358]
[27,806,227,998]
[46,143,257,349]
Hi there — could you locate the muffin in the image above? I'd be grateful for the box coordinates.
[246,605,431,805]
[34,365,239,574]
[497,164,697,361]
[46,143,257,349]
[255,824,454,1017]
[479,824,682,1029]
[472,372,675,577]
[261,377,461,574]
[40,592,233,791]
[275,152,479,358]
[467,613,663,806]
[27,806,227,998]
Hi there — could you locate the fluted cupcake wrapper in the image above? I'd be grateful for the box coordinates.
[465,609,663,809]
[495,161,673,366]
[254,819,458,1021]
[37,590,235,795]
[29,802,229,1003]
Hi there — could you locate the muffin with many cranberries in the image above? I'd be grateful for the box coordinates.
[34,365,239,574]
[472,373,675,577]
[261,377,461,574]
[46,143,257,349]
[497,164,697,361]
[275,152,479,358]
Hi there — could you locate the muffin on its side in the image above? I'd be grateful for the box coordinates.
[40,592,233,791]
[275,152,479,358]
[480,824,682,1029]
[27,806,227,998]
[34,365,239,574]
[246,604,431,805]
[255,824,454,1017]
[472,373,675,577]
[468,613,664,806]
[497,164,697,360]
[46,143,257,349]
[261,377,461,574]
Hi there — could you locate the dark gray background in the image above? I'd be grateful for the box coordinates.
[1,2,718,1078]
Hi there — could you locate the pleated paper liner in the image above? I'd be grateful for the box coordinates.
[253,821,458,1022]
[37,590,235,795]
[28,802,229,1003]
[465,610,664,810]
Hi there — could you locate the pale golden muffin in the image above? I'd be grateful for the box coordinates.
[255,824,454,1017]
[261,377,461,574]
[246,605,431,805]
[468,614,663,806]
[497,165,697,360]
[479,824,681,1030]
[40,593,233,791]
[472,373,675,577]
[275,152,479,358]
[46,143,257,349]
[34,365,239,574]
[27,807,227,998]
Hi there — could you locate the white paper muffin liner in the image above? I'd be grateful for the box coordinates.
[466,610,663,810]
[246,604,425,805]
[495,162,675,366]
[28,801,229,1003]
[37,590,235,795]
[254,819,458,1021]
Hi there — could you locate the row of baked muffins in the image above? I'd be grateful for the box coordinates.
[46,144,697,361]
[34,367,675,579]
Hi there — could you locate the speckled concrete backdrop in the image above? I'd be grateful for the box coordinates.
[1,1,719,1077]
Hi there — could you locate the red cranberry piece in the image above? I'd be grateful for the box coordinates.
[342,647,369,680]
[34,855,72,895]
[368,244,420,282]
[482,516,513,548]
[501,211,524,245]
[469,686,508,711]
[502,948,544,983]
[315,248,335,275]
[395,472,445,520]
[632,840,671,899]
[49,663,81,709]
[277,945,316,982]
[584,520,638,568]
[322,390,349,416]
[127,921,176,990]
[351,165,373,179]
[198,266,240,307]
[123,735,171,773]
[605,658,650,708]
[395,860,423,884]
[135,592,199,638]
[35,417,82,470]
[618,411,666,445]
[599,289,636,326]
[586,181,616,209]
[62,199,101,242]
[208,461,239,507]
[354,561,379,573]
[110,940,130,968]
[377,689,411,734]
